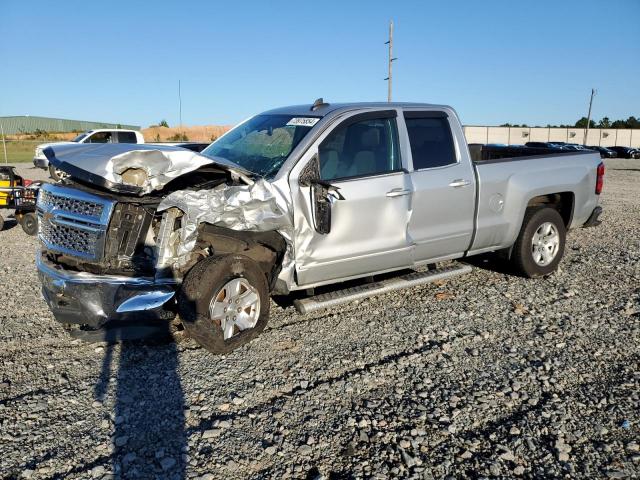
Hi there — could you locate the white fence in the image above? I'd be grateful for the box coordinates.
[463,126,640,148]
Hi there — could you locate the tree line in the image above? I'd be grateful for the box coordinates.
[501,116,640,129]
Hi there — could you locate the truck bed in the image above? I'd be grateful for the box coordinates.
[468,143,590,162]
[468,148,602,255]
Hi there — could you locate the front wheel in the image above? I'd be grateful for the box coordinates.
[178,255,270,354]
[20,212,38,236]
[511,207,566,277]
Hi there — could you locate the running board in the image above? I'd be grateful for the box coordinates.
[293,264,472,314]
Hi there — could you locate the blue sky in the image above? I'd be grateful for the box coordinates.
[1,0,638,127]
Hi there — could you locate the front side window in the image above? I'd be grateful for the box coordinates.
[202,114,318,177]
[87,131,113,144]
[319,116,401,181]
[405,114,457,169]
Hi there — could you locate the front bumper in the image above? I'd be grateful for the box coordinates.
[37,253,177,328]
[33,157,49,169]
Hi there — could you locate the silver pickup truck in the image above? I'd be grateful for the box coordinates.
[35,101,604,353]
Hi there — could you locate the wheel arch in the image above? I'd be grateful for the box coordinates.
[192,224,288,291]
[525,191,575,228]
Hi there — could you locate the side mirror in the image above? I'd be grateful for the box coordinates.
[299,155,343,235]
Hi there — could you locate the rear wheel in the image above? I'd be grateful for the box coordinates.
[20,212,38,236]
[511,207,566,277]
[178,255,270,354]
[49,165,68,182]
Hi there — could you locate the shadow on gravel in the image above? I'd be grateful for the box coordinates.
[92,330,186,479]
[463,253,515,276]
[0,218,18,231]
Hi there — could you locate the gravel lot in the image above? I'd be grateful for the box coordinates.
[1,160,639,479]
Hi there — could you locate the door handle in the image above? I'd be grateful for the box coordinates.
[386,189,411,198]
[449,179,471,188]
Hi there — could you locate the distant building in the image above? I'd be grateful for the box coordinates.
[0,116,140,134]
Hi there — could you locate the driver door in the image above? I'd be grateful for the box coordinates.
[290,111,413,287]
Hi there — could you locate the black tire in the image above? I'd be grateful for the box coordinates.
[178,254,270,355]
[20,212,38,236]
[511,207,566,278]
[49,165,67,182]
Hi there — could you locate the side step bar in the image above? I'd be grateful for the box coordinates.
[293,264,472,314]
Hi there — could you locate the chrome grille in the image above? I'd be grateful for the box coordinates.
[38,189,105,218]
[37,183,115,260]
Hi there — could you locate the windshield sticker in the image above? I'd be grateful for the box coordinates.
[286,117,320,127]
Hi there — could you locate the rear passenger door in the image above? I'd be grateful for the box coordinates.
[403,110,476,262]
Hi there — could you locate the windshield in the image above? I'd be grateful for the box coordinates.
[201,114,319,177]
[72,133,89,142]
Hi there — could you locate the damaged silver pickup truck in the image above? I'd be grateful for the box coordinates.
[36,101,604,354]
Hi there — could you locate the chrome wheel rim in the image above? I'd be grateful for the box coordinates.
[209,278,260,340]
[531,222,560,266]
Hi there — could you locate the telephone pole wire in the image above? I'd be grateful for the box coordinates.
[384,20,397,102]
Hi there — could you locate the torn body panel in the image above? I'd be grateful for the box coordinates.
[155,178,296,292]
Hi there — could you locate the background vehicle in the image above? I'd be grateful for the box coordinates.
[0,166,40,235]
[608,146,640,159]
[35,102,604,354]
[33,129,145,180]
[586,146,617,158]
[525,141,554,148]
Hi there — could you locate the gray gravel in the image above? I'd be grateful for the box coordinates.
[1,160,639,479]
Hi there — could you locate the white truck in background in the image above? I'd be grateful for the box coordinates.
[33,129,145,180]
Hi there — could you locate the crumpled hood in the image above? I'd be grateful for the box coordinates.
[43,143,253,194]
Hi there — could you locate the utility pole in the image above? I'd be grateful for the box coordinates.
[178,80,183,138]
[0,122,7,164]
[584,88,596,145]
[384,20,397,102]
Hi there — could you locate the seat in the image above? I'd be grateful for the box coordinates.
[347,128,380,177]
[320,149,340,180]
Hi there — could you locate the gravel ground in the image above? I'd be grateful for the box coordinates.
[1,160,639,479]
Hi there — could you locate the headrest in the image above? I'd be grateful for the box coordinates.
[361,128,380,148]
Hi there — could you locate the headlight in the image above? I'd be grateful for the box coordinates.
[35,147,43,157]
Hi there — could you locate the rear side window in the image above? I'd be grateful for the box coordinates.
[117,132,138,143]
[319,116,402,181]
[404,114,456,169]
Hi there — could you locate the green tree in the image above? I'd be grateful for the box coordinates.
[575,117,596,128]
[159,119,169,128]
[626,116,640,129]
[598,117,611,128]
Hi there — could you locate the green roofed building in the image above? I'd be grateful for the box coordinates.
[0,116,140,134]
